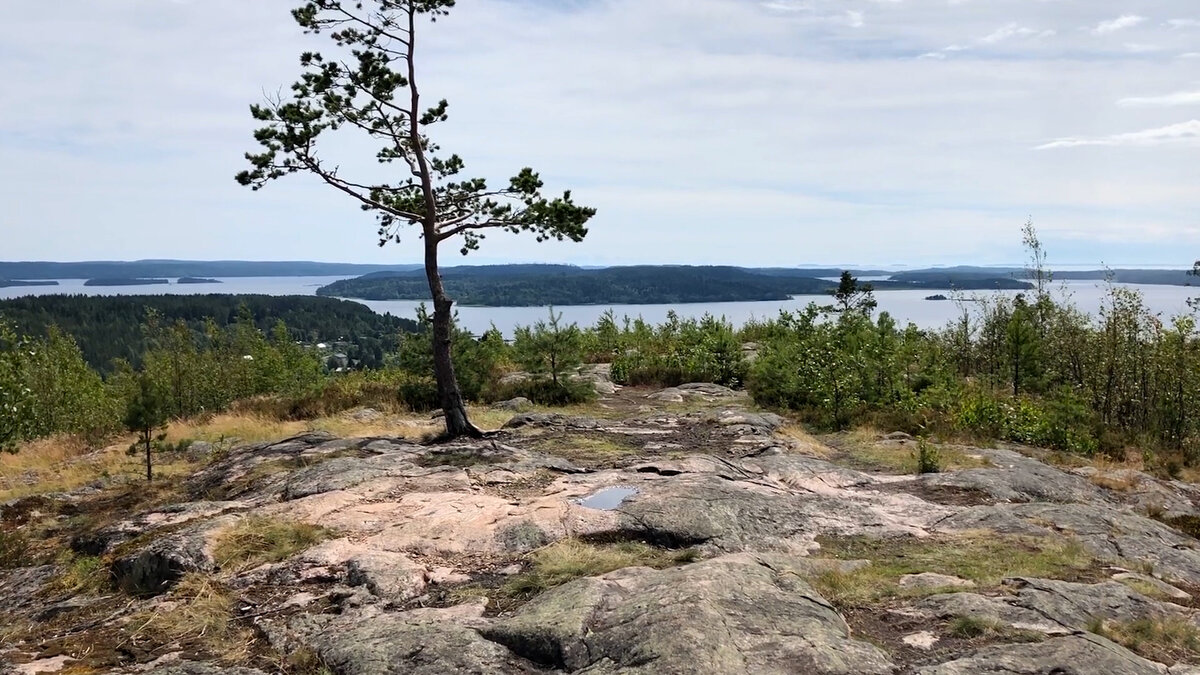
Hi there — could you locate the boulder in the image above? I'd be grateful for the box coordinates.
[110,515,235,596]
[490,397,533,411]
[918,577,1191,634]
[898,572,974,591]
[0,565,58,614]
[481,552,894,674]
[288,610,541,675]
[919,448,1106,504]
[915,633,1170,675]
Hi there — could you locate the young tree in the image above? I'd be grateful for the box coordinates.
[237,1,596,438]
[125,374,168,483]
[514,308,583,387]
[828,271,877,316]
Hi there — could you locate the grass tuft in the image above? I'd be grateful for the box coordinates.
[503,539,697,598]
[212,516,333,572]
[126,573,254,661]
[1090,616,1200,666]
[812,533,1095,607]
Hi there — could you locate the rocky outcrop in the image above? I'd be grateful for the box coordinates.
[482,553,894,674]
[286,607,545,675]
[11,384,1200,674]
[918,448,1107,504]
[917,576,1191,634]
[938,502,1200,585]
[110,515,235,596]
[916,633,1175,674]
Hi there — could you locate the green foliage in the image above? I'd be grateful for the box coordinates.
[238,1,595,256]
[747,307,948,431]
[828,271,877,316]
[139,309,326,420]
[0,320,121,448]
[0,321,36,452]
[513,308,583,386]
[610,312,746,389]
[254,369,440,419]
[389,305,509,402]
[915,440,942,474]
[0,294,415,373]
[487,377,595,407]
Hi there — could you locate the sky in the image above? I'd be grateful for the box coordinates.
[1,0,1198,268]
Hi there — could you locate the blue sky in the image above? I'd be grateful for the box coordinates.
[1,0,1198,267]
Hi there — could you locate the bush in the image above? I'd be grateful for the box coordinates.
[486,377,595,407]
[255,369,440,419]
[915,441,941,475]
[611,314,746,389]
[955,387,1098,455]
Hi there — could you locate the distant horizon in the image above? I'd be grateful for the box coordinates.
[1,258,1195,273]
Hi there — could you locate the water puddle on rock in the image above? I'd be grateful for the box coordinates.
[576,486,639,510]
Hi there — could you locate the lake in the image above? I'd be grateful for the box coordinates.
[3,276,1196,336]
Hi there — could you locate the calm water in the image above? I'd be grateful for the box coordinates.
[3,276,1196,336]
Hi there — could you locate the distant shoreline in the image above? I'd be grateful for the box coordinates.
[83,278,170,287]
[0,279,58,288]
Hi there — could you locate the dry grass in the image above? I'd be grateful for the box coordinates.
[778,425,834,458]
[1089,616,1200,665]
[0,434,202,501]
[812,533,1096,607]
[125,573,255,662]
[211,516,333,573]
[503,539,699,598]
[162,414,308,446]
[839,433,992,475]
[949,616,1044,642]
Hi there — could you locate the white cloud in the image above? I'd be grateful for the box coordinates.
[980,23,1038,44]
[1166,18,1200,28]
[1092,15,1146,35]
[1119,90,1200,106]
[1038,120,1200,149]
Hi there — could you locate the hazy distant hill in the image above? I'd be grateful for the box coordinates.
[891,267,1196,287]
[0,260,422,280]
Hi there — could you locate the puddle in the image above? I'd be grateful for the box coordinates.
[575,486,639,510]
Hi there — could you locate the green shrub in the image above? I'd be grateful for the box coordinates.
[611,313,746,389]
[486,378,595,407]
[915,441,941,474]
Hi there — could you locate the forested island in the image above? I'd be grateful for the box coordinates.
[316,265,1033,305]
[0,294,418,372]
[0,279,58,288]
[177,277,221,284]
[84,278,170,287]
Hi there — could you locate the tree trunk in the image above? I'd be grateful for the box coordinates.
[404,4,479,441]
[424,239,481,439]
[144,432,153,483]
